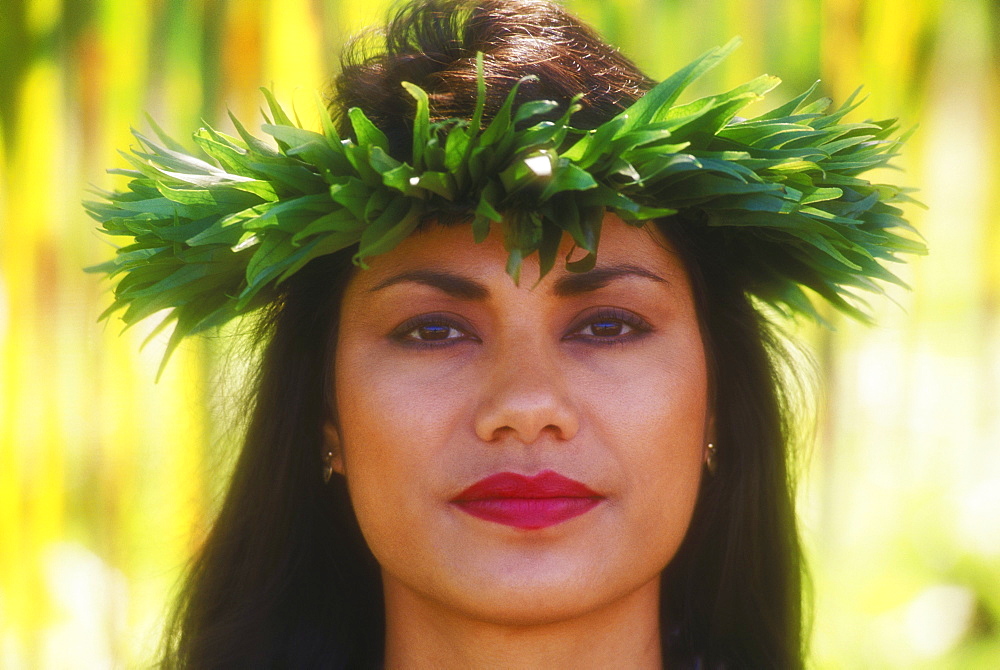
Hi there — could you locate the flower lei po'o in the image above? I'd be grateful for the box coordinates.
[86,40,925,372]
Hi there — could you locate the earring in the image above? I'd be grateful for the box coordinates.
[322,450,334,484]
[705,442,718,475]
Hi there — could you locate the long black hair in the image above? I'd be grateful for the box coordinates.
[159,1,805,667]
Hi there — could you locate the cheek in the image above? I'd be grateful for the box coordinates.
[579,331,709,454]
[583,339,708,549]
[331,340,470,559]
[335,346,473,468]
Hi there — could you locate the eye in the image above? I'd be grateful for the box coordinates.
[409,323,464,341]
[391,313,477,346]
[577,319,633,338]
[565,307,652,343]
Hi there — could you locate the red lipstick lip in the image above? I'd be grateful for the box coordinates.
[451,470,603,530]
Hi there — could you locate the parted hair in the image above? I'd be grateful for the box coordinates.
[159,2,805,667]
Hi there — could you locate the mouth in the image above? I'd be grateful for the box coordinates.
[450,470,604,530]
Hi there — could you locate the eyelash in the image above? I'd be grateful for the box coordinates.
[565,307,653,345]
[390,308,652,347]
[390,313,478,348]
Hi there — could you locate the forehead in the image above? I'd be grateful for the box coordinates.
[346,213,689,293]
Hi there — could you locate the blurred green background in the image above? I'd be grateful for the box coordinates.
[1,0,998,667]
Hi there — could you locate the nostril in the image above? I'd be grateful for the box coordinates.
[473,348,581,443]
[474,388,580,444]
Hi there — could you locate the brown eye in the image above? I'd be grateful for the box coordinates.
[581,320,632,337]
[564,307,652,344]
[391,314,477,346]
[413,324,458,341]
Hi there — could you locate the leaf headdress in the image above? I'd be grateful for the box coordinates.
[87,40,924,370]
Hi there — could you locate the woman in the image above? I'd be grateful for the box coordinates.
[88,1,921,667]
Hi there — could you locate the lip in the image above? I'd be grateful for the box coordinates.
[451,470,604,530]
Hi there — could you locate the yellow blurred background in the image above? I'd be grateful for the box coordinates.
[1,0,997,667]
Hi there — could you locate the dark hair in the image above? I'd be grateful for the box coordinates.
[159,1,804,667]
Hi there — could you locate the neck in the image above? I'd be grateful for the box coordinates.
[381,575,663,670]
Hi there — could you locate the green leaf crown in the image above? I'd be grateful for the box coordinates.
[86,40,925,369]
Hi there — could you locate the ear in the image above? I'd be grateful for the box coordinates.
[323,422,345,475]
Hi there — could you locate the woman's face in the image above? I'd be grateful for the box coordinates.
[329,213,711,626]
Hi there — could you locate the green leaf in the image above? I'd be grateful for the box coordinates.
[444,124,471,174]
[766,160,824,175]
[264,124,353,175]
[348,107,390,153]
[242,234,293,296]
[276,232,357,283]
[473,184,503,242]
[471,52,487,133]
[564,115,627,167]
[757,81,820,120]
[480,75,536,147]
[565,250,596,273]
[536,222,563,281]
[414,171,456,200]
[367,145,403,175]
[246,160,327,193]
[329,178,372,219]
[291,208,366,244]
[228,110,282,157]
[143,113,190,154]
[402,81,431,170]
[260,88,295,128]
[513,99,560,124]
[540,163,598,199]
[614,37,742,134]
[155,182,264,209]
[315,90,342,143]
[801,187,843,205]
[356,198,422,263]
[504,247,524,284]
[381,163,420,196]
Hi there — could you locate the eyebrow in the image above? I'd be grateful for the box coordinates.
[367,263,668,299]
[551,263,668,296]
[368,269,490,300]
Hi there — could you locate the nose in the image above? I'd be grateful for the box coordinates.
[473,336,580,444]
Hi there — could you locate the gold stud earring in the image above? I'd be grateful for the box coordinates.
[705,442,718,475]
[322,450,334,484]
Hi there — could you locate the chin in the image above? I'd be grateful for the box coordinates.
[424,550,664,627]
